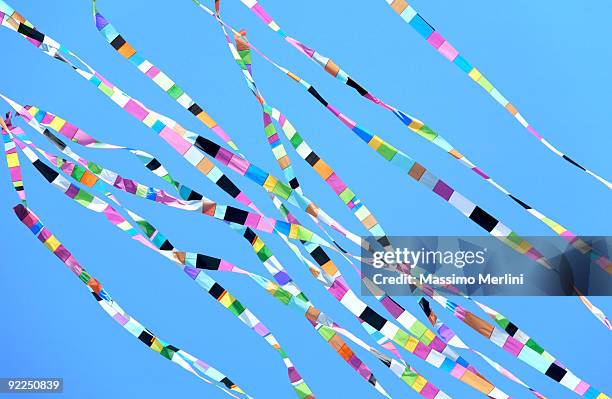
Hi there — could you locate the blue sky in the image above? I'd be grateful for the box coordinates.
[0,1,610,398]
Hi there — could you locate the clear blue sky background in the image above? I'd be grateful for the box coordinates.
[1,1,610,398]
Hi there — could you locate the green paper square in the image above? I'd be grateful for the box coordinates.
[228,300,246,316]
[167,84,184,100]
[295,382,313,399]
[338,188,355,204]
[98,83,114,97]
[273,182,292,200]
[87,162,103,174]
[289,133,303,148]
[418,125,438,141]
[393,329,410,347]
[71,166,85,181]
[74,189,94,206]
[318,326,335,341]
[525,338,544,354]
[256,245,273,262]
[377,142,398,161]
[273,287,292,305]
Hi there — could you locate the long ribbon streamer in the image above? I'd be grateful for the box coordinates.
[2,2,609,398]
[1,121,251,399]
[232,0,611,189]
[383,0,611,189]
[190,0,612,278]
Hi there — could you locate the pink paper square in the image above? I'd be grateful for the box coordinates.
[211,125,229,141]
[159,127,190,154]
[356,360,371,379]
[326,172,347,195]
[73,129,97,146]
[502,336,524,356]
[574,381,589,395]
[9,167,22,181]
[228,155,249,175]
[438,40,459,61]
[256,217,275,233]
[103,206,125,224]
[66,257,82,274]
[419,383,439,399]
[145,66,160,78]
[41,113,54,124]
[113,312,129,326]
[252,4,273,24]
[219,260,235,272]
[426,31,445,49]
[245,212,261,230]
[235,192,251,206]
[124,99,149,121]
[450,364,466,378]
[328,279,348,300]
[37,228,52,242]
[414,341,432,360]
[59,121,78,138]
[216,147,233,165]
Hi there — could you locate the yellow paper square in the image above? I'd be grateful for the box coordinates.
[404,336,419,353]
[7,152,19,168]
[150,338,164,353]
[27,106,39,117]
[412,375,427,392]
[368,135,383,151]
[289,224,299,239]
[408,119,424,131]
[49,116,66,132]
[263,175,278,192]
[44,235,61,252]
[219,292,234,309]
[252,237,264,253]
[422,329,436,343]
[468,68,482,82]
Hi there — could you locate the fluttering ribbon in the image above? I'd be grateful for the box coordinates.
[188,0,612,330]
[6,78,507,397]
[2,98,362,258]
[214,20,518,399]
[199,3,610,397]
[192,0,612,278]
[382,0,611,189]
[2,3,489,396]
[4,113,406,398]
[1,120,252,399]
[1,1,610,398]
[130,1,608,396]
[195,16,612,363]
[7,88,467,398]
[107,1,608,396]
[231,0,611,189]
[417,297,548,399]
[420,289,610,399]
